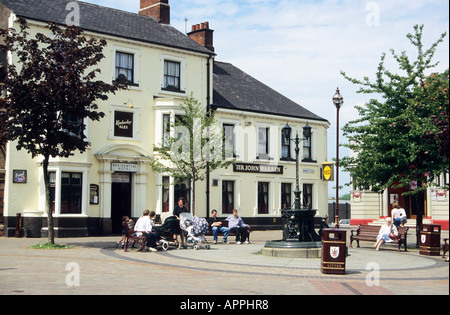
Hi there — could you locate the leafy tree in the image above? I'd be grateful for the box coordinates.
[151,94,233,216]
[340,25,448,193]
[0,19,125,243]
[339,25,448,246]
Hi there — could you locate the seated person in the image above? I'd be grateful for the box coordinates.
[207,209,230,244]
[391,203,407,228]
[134,210,160,252]
[226,209,251,244]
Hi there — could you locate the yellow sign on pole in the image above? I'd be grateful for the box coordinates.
[322,163,334,181]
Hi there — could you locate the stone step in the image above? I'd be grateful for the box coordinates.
[368,218,433,228]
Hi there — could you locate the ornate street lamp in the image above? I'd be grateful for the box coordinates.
[332,88,344,228]
[282,122,312,210]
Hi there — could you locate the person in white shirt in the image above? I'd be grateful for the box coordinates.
[134,210,159,252]
[374,217,398,251]
[391,203,407,228]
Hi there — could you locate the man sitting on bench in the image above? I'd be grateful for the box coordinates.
[208,209,230,244]
[226,209,251,245]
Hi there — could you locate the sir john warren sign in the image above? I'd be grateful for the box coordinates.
[233,163,284,175]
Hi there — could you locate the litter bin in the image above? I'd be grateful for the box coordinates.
[322,229,347,275]
[420,224,441,256]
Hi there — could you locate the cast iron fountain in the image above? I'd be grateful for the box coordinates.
[261,123,322,258]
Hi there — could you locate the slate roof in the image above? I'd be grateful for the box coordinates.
[213,61,328,122]
[0,0,213,55]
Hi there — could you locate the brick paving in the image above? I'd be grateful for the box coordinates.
[0,229,448,297]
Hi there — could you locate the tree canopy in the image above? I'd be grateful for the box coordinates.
[340,25,449,194]
[0,19,125,243]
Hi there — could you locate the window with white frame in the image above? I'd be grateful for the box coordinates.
[257,127,270,160]
[112,46,140,87]
[49,171,84,215]
[223,124,235,159]
[164,60,181,91]
[162,114,171,148]
[258,182,269,214]
[115,51,134,84]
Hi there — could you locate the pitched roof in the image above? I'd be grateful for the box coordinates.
[213,61,328,122]
[0,0,213,55]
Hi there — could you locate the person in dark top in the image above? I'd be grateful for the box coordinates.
[173,197,189,248]
[207,209,230,244]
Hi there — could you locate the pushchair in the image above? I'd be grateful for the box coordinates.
[153,216,181,251]
[179,213,211,250]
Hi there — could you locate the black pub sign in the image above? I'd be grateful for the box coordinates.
[114,111,133,138]
[233,163,284,175]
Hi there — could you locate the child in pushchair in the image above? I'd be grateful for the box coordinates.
[179,213,211,250]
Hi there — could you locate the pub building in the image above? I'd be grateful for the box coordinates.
[0,0,330,237]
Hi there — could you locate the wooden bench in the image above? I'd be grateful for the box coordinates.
[206,220,251,243]
[123,221,146,253]
[350,224,409,252]
[443,238,449,259]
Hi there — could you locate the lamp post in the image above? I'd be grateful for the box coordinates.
[332,88,344,229]
[282,122,312,210]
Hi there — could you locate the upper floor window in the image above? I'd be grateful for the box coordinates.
[164,60,181,91]
[302,135,313,162]
[223,124,235,159]
[281,128,292,160]
[115,52,135,85]
[258,127,270,160]
[162,114,171,148]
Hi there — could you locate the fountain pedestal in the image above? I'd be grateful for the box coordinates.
[262,208,322,258]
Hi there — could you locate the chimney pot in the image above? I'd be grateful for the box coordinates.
[187,21,215,53]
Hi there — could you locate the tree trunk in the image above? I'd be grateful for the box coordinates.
[42,155,55,244]
[192,175,196,217]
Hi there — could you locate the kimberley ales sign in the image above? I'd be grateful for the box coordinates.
[233,163,284,175]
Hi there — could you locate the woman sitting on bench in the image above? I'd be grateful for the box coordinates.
[374,217,398,251]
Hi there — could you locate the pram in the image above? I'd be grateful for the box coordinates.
[180,213,211,250]
[153,216,181,251]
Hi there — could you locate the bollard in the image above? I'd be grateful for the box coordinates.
[14,213,23,238]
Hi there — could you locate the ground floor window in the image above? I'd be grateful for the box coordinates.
[162,176,170,213]
[303,184,313,209]
[258,182,269,214]
[281,183,292,209]
[50,172,83,214]
[222,181,234,214]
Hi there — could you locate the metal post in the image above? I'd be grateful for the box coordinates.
[335,105,340,229]
[294,133,301,210]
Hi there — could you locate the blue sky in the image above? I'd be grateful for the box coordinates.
[83,0,449,197]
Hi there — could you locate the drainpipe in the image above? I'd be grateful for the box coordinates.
[206,54,213,218]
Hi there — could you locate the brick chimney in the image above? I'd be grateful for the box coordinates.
[187,22,215,52]
[139,0,170,24]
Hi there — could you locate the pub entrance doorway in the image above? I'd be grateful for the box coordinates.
[111,172,132,235]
